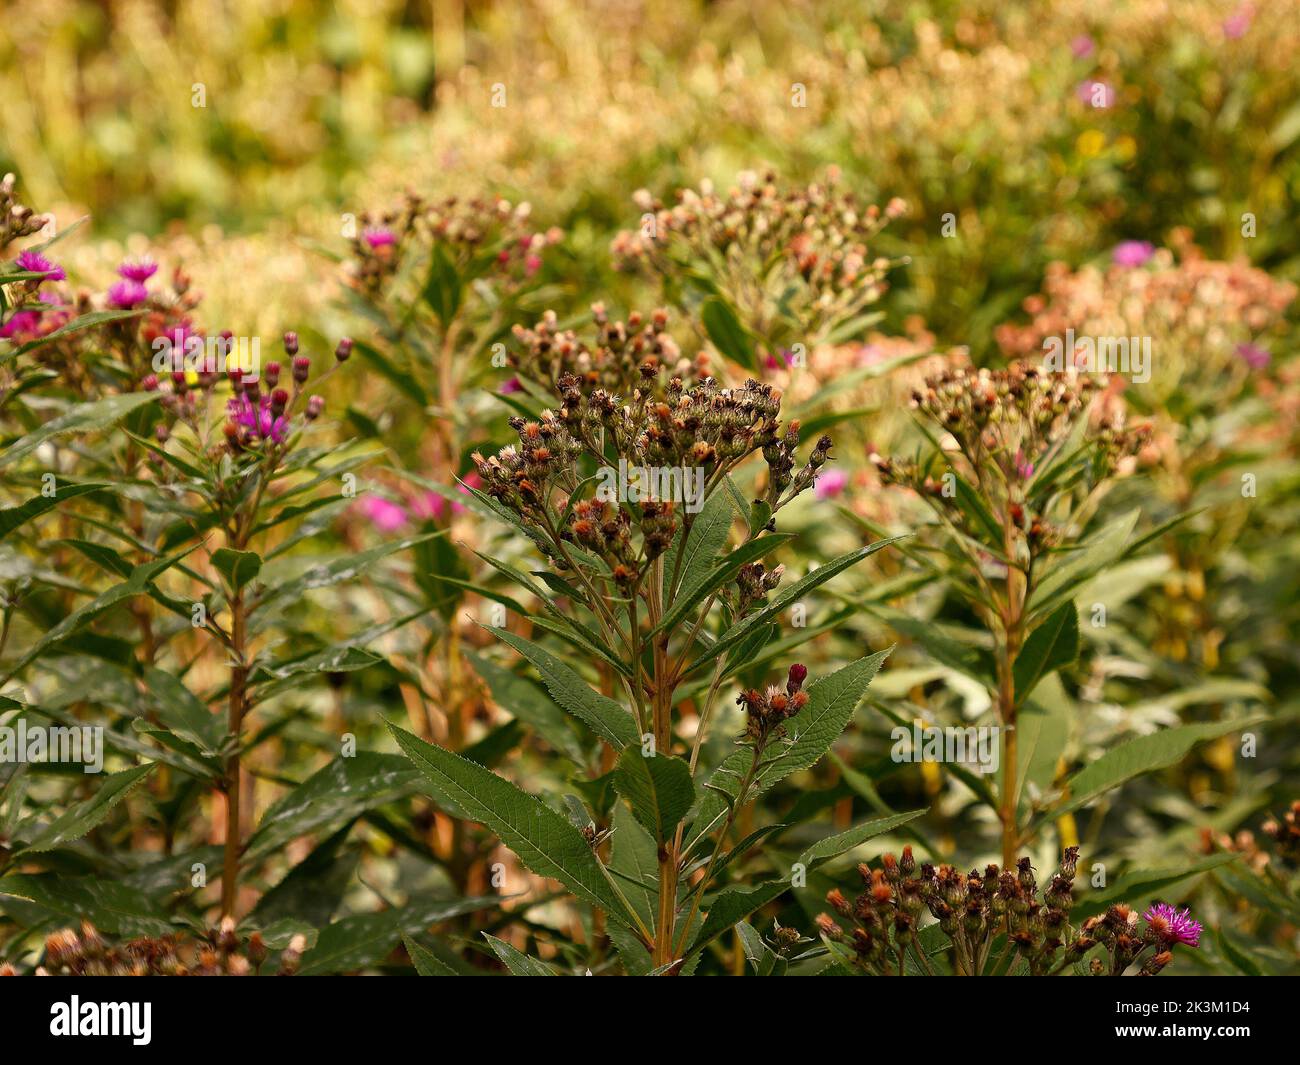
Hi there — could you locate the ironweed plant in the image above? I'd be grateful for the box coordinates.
[1,181,442,970]
[390,296,905,971]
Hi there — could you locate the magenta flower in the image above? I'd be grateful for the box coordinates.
[1236,342,1270,370]
[1076,79,1115,108]
[0,309,42,339]
[1223,5,1253,39]
[1143,903,1202,947]
[15,250,65,282]
[359,495,408,532]
[107,280,150,309]
[1070,35,1095,58]
[118,258,158,283]
[815,468,849,500]
[499,376,522,395]
[228,392,289,445]
[363,228,396,249]
[1015,449,1035,480]
[1112,240,1156,268]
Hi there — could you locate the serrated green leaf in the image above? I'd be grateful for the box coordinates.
[15,765,154,855]
[403,934,458,975]
[389,723,635,926]
[490,627,638,750]
[688,650,891,846]
[614,748,695,844]
[298,895,498,974]
[483,932,559,975]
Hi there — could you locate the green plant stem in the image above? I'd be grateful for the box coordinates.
[221,591,247,918]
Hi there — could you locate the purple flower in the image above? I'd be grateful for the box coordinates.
[0,309,42,339]
[1070,34,1095,58]
[1015,449,1035,481]
[228,392,289,445]
[118,258,158,283]
[1236,342,1270,370]
[815,468,849,500]
[1143,903,1202,947]
[499,376,521,394]
[1112,240,1156,268]
[107,280,149,308]
[363,227,396,249]
[1223,5,1253,39]
[15,250,65,282]
[1076,79,1115,108]
[359,495,408,532]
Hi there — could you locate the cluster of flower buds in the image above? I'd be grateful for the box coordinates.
[346,191,561,294]
[764,423,834,506]
[873,362,1149,551]
[817,846,1195,976]
[509,306,710,399]
[216,332,341,456]
[737,664,809,746]
[0,918,302,977]
[734,559,785,614]
[473,356,827,586]
[0,173,47,250]
[612,169,905,344]
[1262,800,1300,865]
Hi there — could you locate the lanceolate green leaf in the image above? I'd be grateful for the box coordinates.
[686,880,789,957]
[614,748,695,843]
[15,765,155,855]
[466,650,587,764]
[490,627,638,750]
[0,482,107,540]
[687,539,903,675]
[243,753,419,862]
[795,809,928,869]
[389,723,636,927]
[1052,718,1264,819]
[0,392,158,469]
[687,650,891,846]
[482,933,559,975]
[4,549,192,678]
[1013,599,1078,706]
[298,895,498,975]
[403,935,458,975]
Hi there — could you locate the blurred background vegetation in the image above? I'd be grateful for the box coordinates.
[5,0,1299,355]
